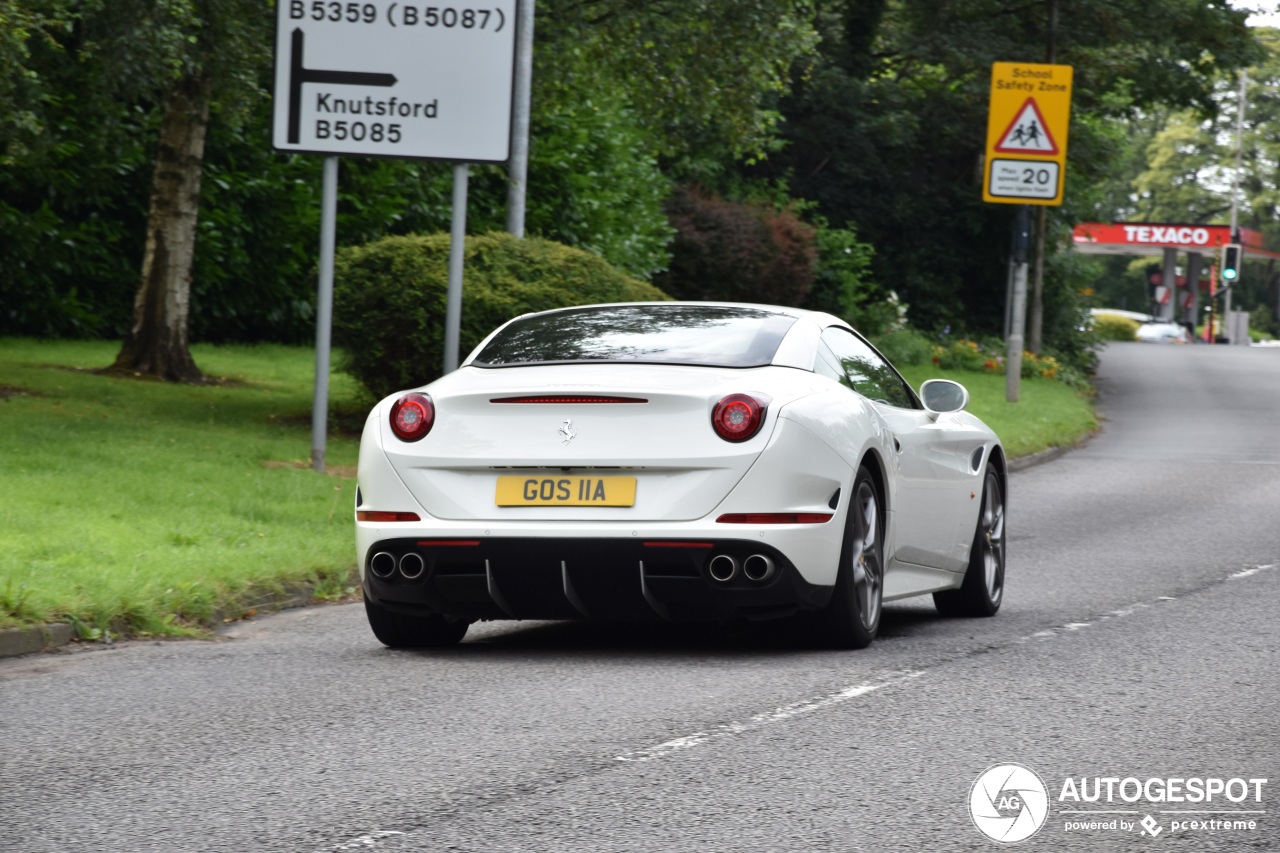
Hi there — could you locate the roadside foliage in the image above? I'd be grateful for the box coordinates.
[332,232,671,400]
[1,0,1266,374]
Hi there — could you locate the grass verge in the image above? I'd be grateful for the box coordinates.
[0,339,1095,638]
[0,339,368,636]
[898,364,1097,458]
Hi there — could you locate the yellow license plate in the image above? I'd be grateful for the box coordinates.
[496,475,637,507]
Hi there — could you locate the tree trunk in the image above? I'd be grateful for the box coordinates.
[108,71,211,383]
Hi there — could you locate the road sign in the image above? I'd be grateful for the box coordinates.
[983,62,1072,206]
[272,1,518,162]
[993,98,1059,155]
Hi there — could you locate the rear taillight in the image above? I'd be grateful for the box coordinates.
[390,392,434,442]
[712,393,766,442]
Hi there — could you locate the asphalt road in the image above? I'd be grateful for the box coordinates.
[2,342,1277,853]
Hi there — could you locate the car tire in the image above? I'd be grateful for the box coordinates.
[364,594,470,647]
[934,463,1005,617]
[814,465,884,649]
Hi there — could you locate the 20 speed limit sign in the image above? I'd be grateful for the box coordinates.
[987,160,1059,201]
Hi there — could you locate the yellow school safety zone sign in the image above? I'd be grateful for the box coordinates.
[983,62,1073,206]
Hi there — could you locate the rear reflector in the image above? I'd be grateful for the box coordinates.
[716,513,833,524]
[356,511,421,522]
[491,395,648,404]
[642,541,715,549]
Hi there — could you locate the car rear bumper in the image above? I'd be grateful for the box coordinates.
[362,536,834,623]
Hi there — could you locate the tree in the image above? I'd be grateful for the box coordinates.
[2,1,821,346]
[751,0,1261,339]
[0,23,152,338]
[108,70,212,380]
[533,0,819,173]
[1132,30,1280,228]
[0,1,73,165]
[3,0,273,378]
[1127,28,1280,312]
[2,0,279,379]
[655,187,817,305]
[86,1,272,382]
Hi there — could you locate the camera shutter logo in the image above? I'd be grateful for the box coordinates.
[969,763,1051,843]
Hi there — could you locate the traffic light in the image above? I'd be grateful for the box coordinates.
[1221,243,1242,281]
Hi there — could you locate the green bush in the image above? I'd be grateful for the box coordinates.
[1091,313,1140,342]
[911,334,1091,390]
[654,187,817,306]
[1249,304,1278,339]
[930,337,1000,372]
[333,232,671,400]
[870,328,933,366]
[803,220,878,322]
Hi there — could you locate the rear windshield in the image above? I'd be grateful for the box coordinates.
[471,304,797,369]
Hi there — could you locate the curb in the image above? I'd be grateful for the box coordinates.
[1008,426,1097,474]
[1007,444,1071,472]
[0,623,75,658]
[0,581,323,661]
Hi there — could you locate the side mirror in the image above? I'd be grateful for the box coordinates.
[920,379,969,419]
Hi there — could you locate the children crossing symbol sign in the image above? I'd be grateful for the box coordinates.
[983,63,1072,205]
[993,98,1059,155]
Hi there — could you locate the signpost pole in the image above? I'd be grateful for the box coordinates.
[1030,206,1046,353]
[1208,264,1219,342]
[1160,248,1177,322]
[444,163,470,374]
[1184,252,1203,334]
[1004,253,1015,341]
[1007,206,1030,403]
[1226,72,1247,344]
[506,0,535,237]
[310,155,339,472]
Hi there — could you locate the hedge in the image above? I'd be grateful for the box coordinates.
[333,232,671,400]
[1091,313,1140,342]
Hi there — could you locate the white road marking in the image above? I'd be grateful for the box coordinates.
[1106,604,1150,618]
[1020,605,1145,644]
[614,670,925,763]
[327,831,406,851]
[615,563,1277,765]
[1230,563,1276,580]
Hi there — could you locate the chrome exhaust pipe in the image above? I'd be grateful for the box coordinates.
[370,551,397,579]
[398,552,425,580]
[743,554,776,583]
[708,554,739,583]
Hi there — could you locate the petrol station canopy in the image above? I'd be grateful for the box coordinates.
[1072,223,1280,260]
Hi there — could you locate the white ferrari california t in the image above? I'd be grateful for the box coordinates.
[355,302,1006,649]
